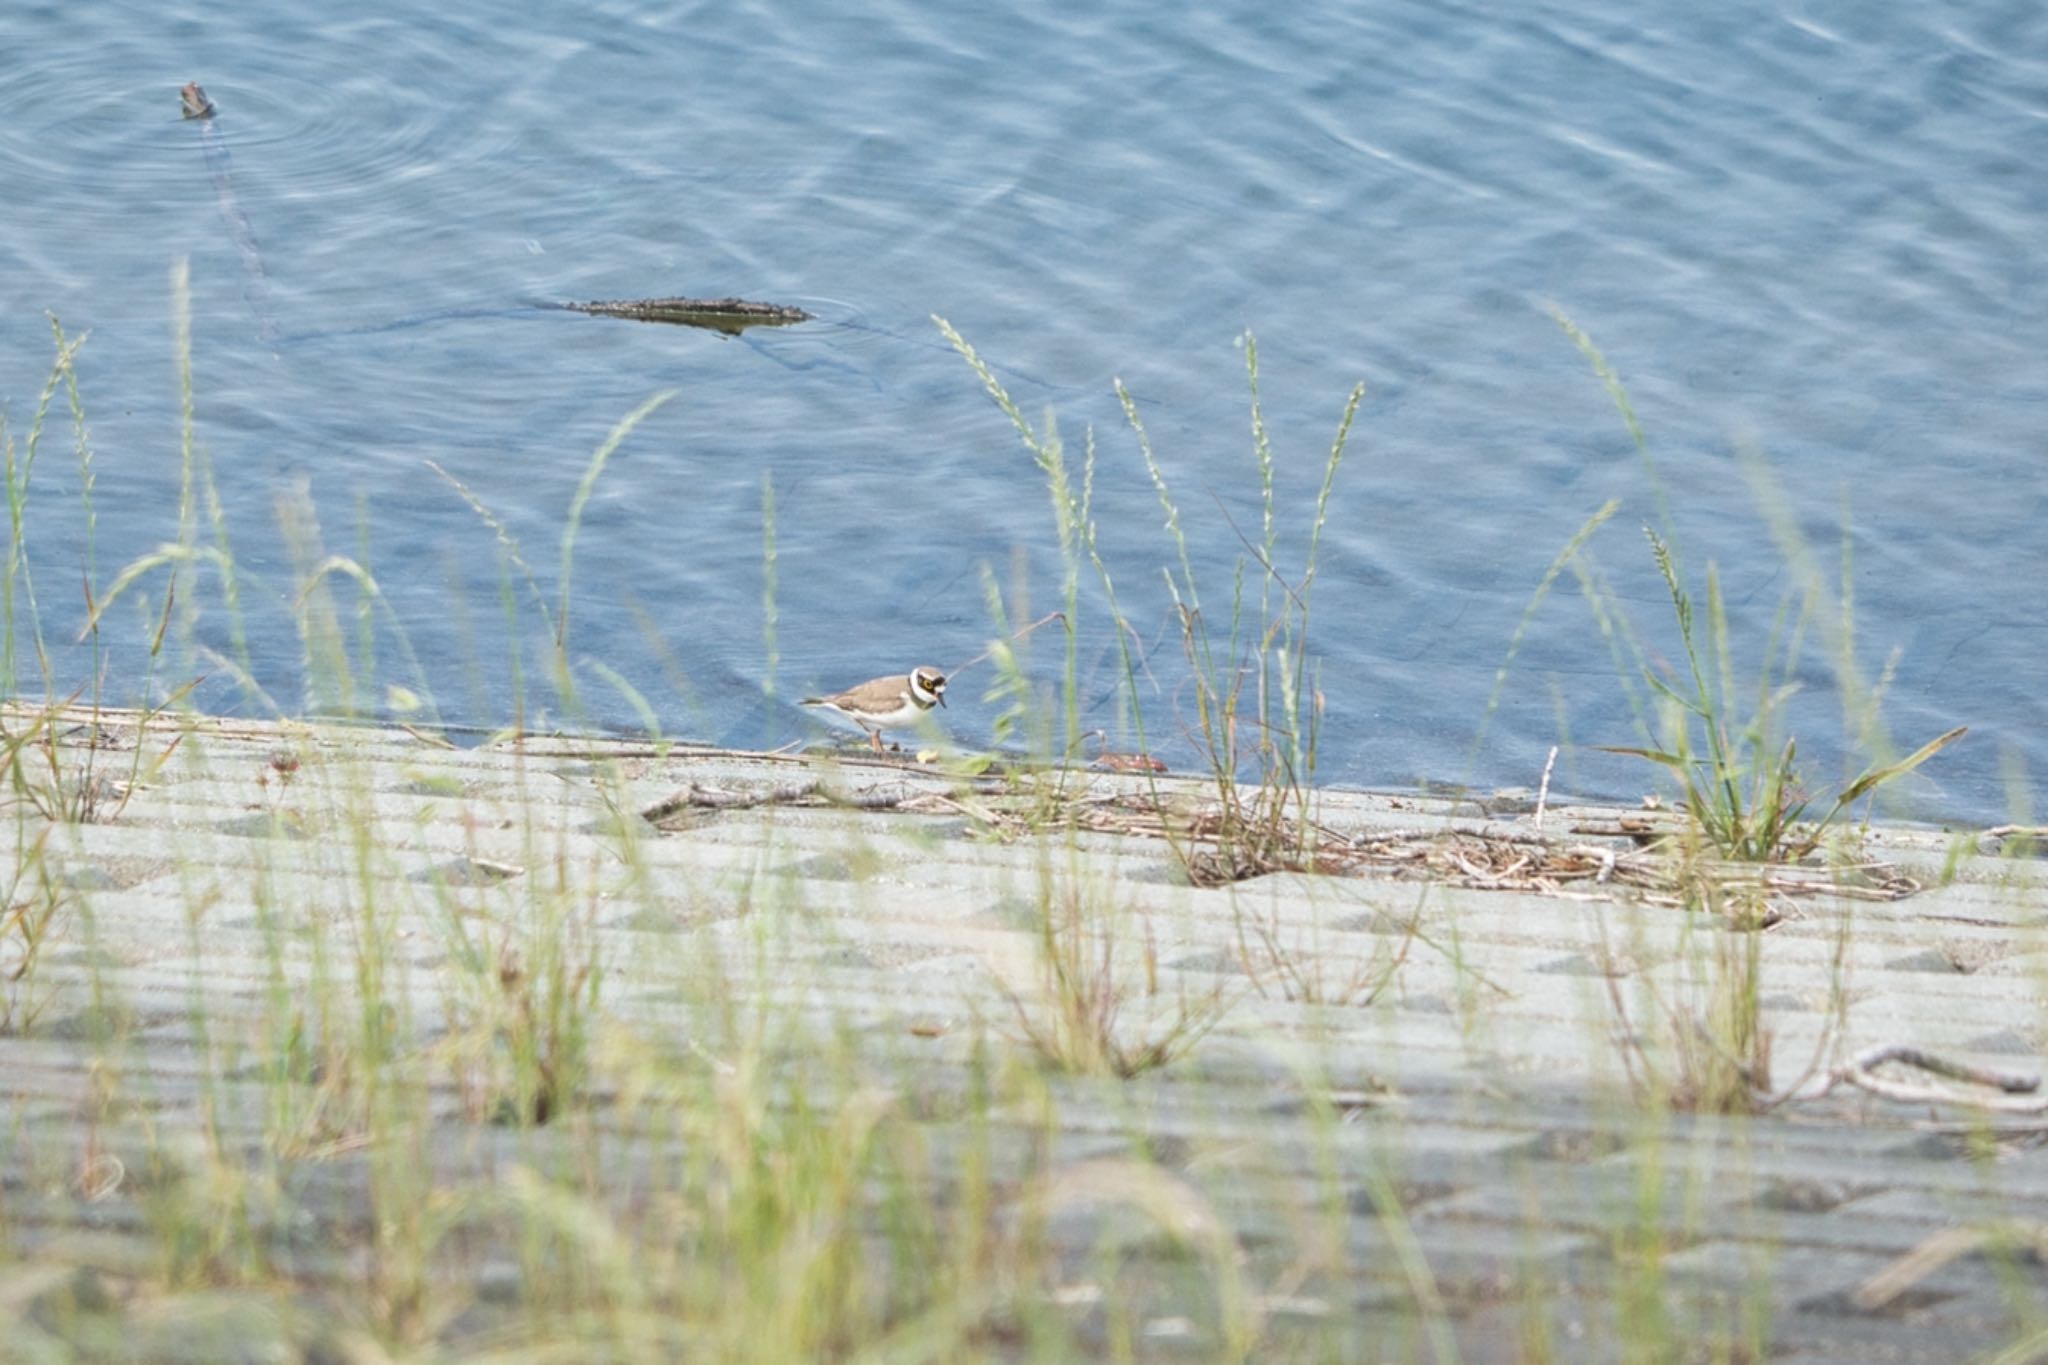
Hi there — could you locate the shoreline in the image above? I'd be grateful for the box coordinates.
[2,703,2043,1358]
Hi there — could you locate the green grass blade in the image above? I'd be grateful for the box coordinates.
[1835,725,1969,808]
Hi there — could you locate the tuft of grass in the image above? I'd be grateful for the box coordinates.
[1002,870,1235,1078]
[434,863,604,1127]
[1601,526,1965,869]
[0,816,61,1032]
[0,314,193,1029]
[1538,311,1931,1115]
[1233,886,1421,1006]
[1115,335,1362,883]
[1533,311,1964,880]
[939,319,1364,887]
[935,317,1095,776]
[1596,901,1766,1115]
[1586,852,1865,1118]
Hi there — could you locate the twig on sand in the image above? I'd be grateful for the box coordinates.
[1775,1042,2043,1111]
[640,780,942,821]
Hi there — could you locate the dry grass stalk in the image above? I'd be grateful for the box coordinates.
[1002,881,1235,1078]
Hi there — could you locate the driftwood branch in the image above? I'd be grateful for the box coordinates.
[1780,1043,2043,1111]
[641,780,933,821]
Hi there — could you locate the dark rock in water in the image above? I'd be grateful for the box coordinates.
[562,296,813,335]
[179,82,215,120]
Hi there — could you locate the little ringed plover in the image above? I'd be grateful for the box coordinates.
[801,667,947,752]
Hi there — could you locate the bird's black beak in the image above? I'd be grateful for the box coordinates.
[935,690,947,708]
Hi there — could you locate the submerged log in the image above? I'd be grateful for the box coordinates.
[562,296,813,335]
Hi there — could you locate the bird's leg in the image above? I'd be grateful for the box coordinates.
[869,729,884,754]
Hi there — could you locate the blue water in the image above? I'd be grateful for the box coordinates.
[1,0,2042,824]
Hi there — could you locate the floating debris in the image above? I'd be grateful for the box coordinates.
[562,296,813,334]
[178,81,279,344]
